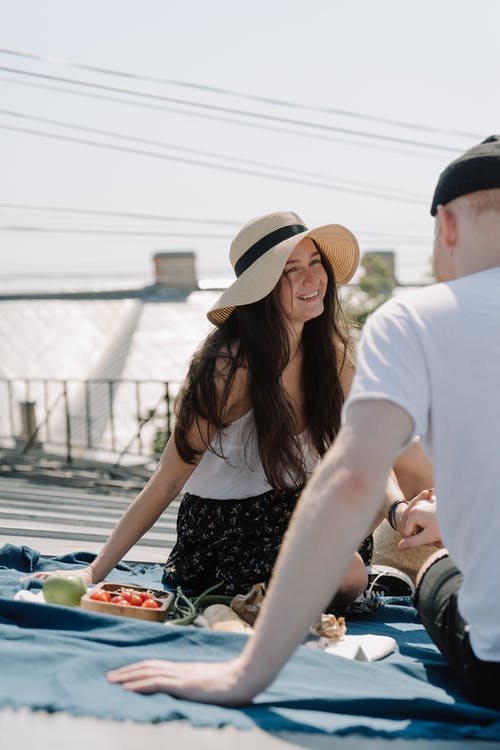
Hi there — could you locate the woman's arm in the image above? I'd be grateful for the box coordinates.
[89,359,250,580]
[32,358,251,583]
[31,426,211,583]
[338,353,355,397]
[392,439,434,500]
[85,433,207,582]
[378,440,434,534]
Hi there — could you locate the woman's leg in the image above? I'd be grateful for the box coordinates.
[212,489,300,596]
[328,551,368,611]
[164,490,300,596]
[163,493,219,593]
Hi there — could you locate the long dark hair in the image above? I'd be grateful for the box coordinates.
[174,253,351,489]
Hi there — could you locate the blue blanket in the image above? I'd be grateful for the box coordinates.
[1,543,499,740]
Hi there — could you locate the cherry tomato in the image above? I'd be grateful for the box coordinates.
[129,593,143,607]
[89,589,111,603]
[139,590,153,602]
[119,590,133,603]
[142,598,160,609]
[110,596,129,605]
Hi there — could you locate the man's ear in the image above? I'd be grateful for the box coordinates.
[436,204,457,249]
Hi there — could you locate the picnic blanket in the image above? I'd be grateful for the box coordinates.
[1,543,499,741]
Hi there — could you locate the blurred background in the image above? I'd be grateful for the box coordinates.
[1,0,497,465]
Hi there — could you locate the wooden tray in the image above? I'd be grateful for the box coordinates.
[81,582,174,622]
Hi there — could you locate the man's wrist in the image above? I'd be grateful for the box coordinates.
[388,499,408,532]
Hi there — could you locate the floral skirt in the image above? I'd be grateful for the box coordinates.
[163,489,373,597]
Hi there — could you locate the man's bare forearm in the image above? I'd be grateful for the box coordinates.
[237,432,389,693]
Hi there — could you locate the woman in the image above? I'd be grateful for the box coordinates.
[163,210,366,605]
[34,211,401,607]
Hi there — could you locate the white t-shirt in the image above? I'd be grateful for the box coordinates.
[183,410,318,500]
[344,267,500,662]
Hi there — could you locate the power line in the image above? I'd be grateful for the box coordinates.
[0,75,450,161]
[0,109,426,201]
[0,47,482,141]
[0,65,461,154]
[0,202,242,226]
[0,225,433,248]
[0,226,233,238]
[0,204,432,245]
[0,123,429,205]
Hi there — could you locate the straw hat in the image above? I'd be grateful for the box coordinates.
[207,211,360,326]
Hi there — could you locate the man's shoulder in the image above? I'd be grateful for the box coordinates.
[387,270,500,319]
[369,283,452,328]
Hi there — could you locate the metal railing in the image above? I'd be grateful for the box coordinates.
[0,377,181,465]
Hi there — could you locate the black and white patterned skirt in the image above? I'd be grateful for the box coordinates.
[163,489,373,596]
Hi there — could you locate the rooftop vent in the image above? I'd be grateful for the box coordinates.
[153,251,198,291]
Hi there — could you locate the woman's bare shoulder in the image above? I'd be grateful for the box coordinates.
[335,339,356,397]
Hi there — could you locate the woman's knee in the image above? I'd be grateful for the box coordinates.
[330,552,368,609]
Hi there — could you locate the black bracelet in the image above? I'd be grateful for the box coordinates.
[388,499,408,531]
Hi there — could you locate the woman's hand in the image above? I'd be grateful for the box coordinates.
[398,490,443,549]
[21,566,96,584]
[107,656,258,705]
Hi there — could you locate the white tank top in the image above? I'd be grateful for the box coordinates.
[183,410,319,500]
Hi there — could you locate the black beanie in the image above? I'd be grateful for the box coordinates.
[430,135,500,216]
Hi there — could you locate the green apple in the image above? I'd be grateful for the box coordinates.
[43,574,87,607]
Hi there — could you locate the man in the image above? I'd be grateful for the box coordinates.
[107,136,500,709]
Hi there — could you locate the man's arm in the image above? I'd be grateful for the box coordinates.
[339,355,429,535]
[108,399,413,704]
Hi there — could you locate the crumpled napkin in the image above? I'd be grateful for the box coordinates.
[14,589,46,604]
[306,633,396,661]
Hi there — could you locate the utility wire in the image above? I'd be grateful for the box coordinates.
[0,65,461,154]
[0,47,482,140]
[0,226,232,238]
[0,75,451,160]
[0,204,432,245]
[0,202,242,226]
[0,225,431,246]
[0,109,426,200]
[0,123,429,205]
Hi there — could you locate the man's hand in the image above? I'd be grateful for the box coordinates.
[398,490,443,549]
[107,656,257,705]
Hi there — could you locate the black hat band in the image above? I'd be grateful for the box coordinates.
[234,224,306,277]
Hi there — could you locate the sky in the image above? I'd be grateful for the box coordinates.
[1,0,499,288]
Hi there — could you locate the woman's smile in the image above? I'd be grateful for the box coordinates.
[277,237,328,326]
[297,290,320,301]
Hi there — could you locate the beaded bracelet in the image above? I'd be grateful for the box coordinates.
[388,499,408,531]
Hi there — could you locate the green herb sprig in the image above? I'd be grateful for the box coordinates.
[167,581,233,626]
